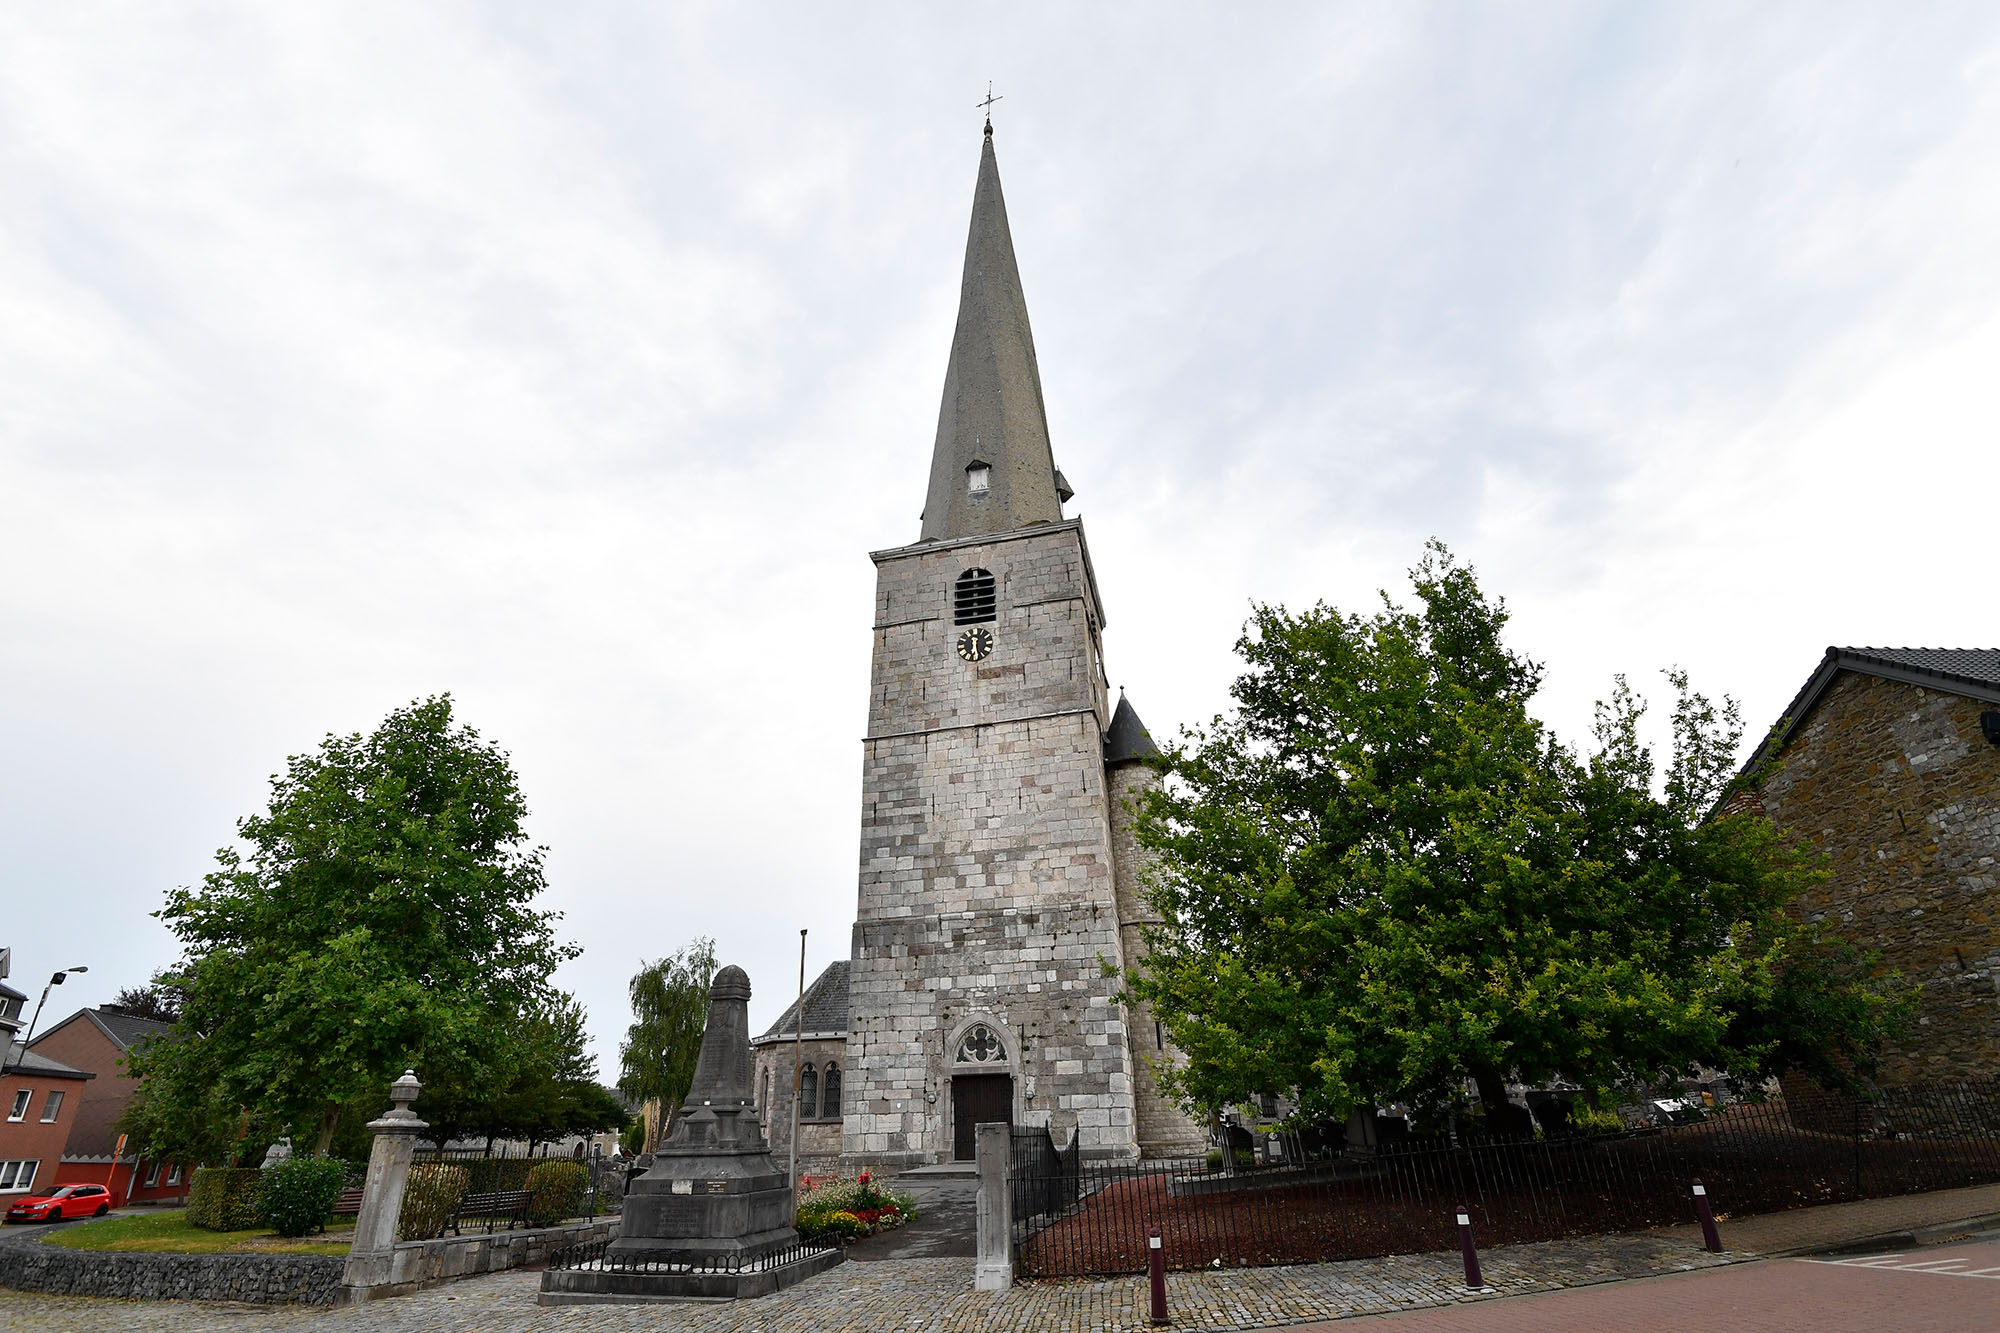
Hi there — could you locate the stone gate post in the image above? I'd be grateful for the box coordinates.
[974,1120,1013,1291]
[344,1071,426,1279]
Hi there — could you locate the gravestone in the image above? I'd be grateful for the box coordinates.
[539,964,843,1304]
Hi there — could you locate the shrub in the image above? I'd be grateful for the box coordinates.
[524,1159,590,1227]
[259,1154,349,1237]
[186,1168,264,1231]
[399,1162,471,1242]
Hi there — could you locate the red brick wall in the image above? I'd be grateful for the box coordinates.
[30,1018,132,1158]
[1756,671,2000,1084]
[0,1071,88,1196]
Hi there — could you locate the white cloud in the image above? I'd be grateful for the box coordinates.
[3,1,1996,1078]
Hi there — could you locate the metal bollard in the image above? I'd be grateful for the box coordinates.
[1456,1204,1483,1288]
[1148,1228,1169,1324]
[1692,1179,1724,1253]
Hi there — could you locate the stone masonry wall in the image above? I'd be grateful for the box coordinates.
[1757,671,2000,1084]
[751,1036,848,1179]
[0,1227,340,1303]
[1108,760,1209,1157]
[847,522,1136,1166]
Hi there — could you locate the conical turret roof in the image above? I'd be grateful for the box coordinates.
[920,129,1067,541]
[1105,692,1161,764]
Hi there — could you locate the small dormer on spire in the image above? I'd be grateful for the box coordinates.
[920,125,1068,542]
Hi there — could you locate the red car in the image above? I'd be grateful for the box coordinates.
[5,1184,113,1223]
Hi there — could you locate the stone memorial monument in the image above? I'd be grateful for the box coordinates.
[540,964,842,1304]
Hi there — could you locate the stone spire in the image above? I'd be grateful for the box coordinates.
[920,127,1068,542]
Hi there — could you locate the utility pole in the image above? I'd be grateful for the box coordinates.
[791,929,806,1206]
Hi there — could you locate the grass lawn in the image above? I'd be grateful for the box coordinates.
[43,1209,353,1257]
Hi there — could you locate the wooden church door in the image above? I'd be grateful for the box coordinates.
[951,1074,1012,1161]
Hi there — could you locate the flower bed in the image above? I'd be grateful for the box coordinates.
[795,1173,918,1242]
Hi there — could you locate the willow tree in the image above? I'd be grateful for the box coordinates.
[1126,543,1909,1128]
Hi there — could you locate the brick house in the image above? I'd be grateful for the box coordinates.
[29,1006,182,1205]
[1,1042,93,1200]
[1744,646,2000,1085]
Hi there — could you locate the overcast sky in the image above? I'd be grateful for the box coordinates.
[4,4,1996,1077]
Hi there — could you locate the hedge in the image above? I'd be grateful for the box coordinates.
[260,1155,348,1238]
[398,1162,471,1243]
[186,1168,264,1231]
[523,1159,589,1227]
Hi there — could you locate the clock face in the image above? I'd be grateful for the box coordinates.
[956,627,994,662]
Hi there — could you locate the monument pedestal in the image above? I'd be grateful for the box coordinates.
[539,965,842,1303]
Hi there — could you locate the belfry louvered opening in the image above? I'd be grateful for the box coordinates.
[954,568,997,625]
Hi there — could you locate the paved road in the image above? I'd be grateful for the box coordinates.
[844,1176,976,1260]
[1323,1236,2000,1331]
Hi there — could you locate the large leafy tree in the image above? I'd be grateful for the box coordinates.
[416,995,628,1149]
[137,696,579,1153]
[1127,543,1909,1127]
[619,939,715,1151]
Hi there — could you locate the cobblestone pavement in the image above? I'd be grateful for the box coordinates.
[0,1230,1738,1332]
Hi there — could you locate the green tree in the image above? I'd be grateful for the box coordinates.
[115,1027,240,1185]
[136,695,579,1153]
[1126,542,1910,1128]
[618,939,715,1150]
[417,994,628,1149]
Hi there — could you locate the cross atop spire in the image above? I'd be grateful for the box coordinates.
[919,129,1067,542]
[978,82,1002,135]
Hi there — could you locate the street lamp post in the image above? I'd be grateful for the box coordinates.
[6,965,88,1072]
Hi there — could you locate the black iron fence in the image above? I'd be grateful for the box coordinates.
[396,1144,612,1242]
[545,1236,840,1275]
[1010,1081,2000,1277]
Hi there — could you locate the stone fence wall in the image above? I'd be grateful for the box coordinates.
[0,1228,342,1304]
[340,1217,618,1302]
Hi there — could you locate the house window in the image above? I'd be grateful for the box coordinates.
[39,1091,63,1123]
[6,1090,27,1122]
[166,1163,183,1186]
[953,569,997,625]
[144,1161,162,1188]
[0,1160,36,1192]
[822,1064,842,1119]
[955,1024,1006,1064]
[967,462,991,495]
[800,1065,819,1120]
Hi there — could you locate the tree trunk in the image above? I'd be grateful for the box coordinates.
[1471,1067,1509,1120]
[313,1102,341,1156]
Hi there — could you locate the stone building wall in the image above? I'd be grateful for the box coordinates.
[750,1036,847,1178]
[846,521,1137,1166]
[1108,761,1210,1157]
[1756,671,2000,1084]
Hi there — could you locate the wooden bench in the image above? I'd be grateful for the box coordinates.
[450,1189,534,1234]
[331,1188,365,1217]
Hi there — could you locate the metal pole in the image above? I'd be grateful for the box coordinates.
[1456,1203,1483,1288]
[1691,1179,1723,1252]
[1148,1227,1169,1324]
[791,929,806,1207]
[9,966,87,1071]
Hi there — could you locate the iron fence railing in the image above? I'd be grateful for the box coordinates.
[395,1144,611,1241]
[545,1236,840,1275]
[1010,1080,2000,1277]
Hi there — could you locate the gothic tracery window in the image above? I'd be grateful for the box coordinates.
[822,1064,842,1118]
[955,1023,1006,1065]
[800,1065,820,1119]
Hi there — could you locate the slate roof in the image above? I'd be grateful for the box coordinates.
[32,1006,176,1055]
[0,980,25,1004]
[919,129,1070,543]
[1105,692,1162,765]
[1,1043,93,1079]
[1744,645,2000,776]
[752,959,850,1045]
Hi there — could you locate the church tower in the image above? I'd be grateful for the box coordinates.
[843,127,1201,1168]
